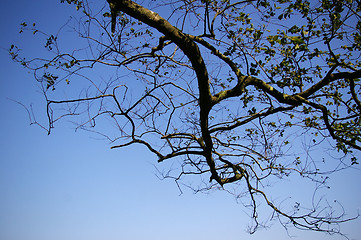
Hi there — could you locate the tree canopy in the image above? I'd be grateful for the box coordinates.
[10,0,361,236]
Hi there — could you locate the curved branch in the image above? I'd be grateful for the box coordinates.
[301,98,361,151]
[349,78,361,112]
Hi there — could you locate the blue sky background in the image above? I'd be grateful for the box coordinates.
[0,1,360,240]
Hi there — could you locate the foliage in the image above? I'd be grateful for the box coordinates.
[10,0,361,236]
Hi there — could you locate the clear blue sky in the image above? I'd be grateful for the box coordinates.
[0,1,360,240]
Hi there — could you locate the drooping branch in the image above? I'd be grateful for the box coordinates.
[107,0,229,183]
[301,98,361,151]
